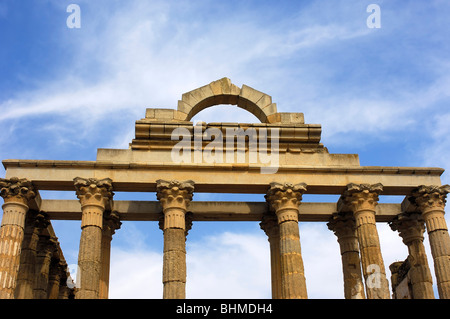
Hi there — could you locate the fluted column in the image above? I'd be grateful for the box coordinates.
[342,183,390,299]
[265,182,308,299]
[410,185,450,299]
[389,212,434,299]
[156,179,194,299]
[260,214,281,299]
[15,211,49,299]
[99,210,121,299]
[47,256,64,299]
[0,177,35,299]
[327,212,365,299]
[57,262,71,299]
[74,177,114,299]
[33,235,57,299]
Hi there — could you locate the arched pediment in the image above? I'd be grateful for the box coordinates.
[176,78,278,123]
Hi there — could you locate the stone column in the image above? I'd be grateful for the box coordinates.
[15,211,49,299]
[389,261,410,299]
[342,183,390,299]
[99,210,121,299]
[265,182,308,299]
[410,185,450,299]
[47,257,64,299]
[260,214,282,299]
[0,177,35,299]
[389,212,434,299]
[74,177,114,299]
[327,212,365,299]
[156,179,194,299]
[57,263,72,299]
[34,235,57,299]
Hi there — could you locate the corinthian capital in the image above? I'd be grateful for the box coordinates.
[327,212,356,239]
[265,182,307,213]
[156,180,195,210]
[342,183,383,212]
[389,212,425,245]
[409,185,450,212]
[260,214,279,238]
[0,177,36,204]
[103,210,122,236]
[73,177,114,208]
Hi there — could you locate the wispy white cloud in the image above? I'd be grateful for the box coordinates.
[0,1,374,126]
[186,231,271,299]
[108,227,272,299]
[105,221,421,299]
[109,248,163,299]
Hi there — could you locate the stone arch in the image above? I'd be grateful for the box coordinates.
[176,78,278,123]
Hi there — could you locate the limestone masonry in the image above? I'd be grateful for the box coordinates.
[0,78,449,299]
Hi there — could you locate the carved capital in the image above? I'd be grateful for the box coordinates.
[103,210,122,237]
[265,182,307,216]
[342,183,383,213]
[26,210,50,232]
[74,177,114,209]
[0,177,36,205]
[327,212,360,253]
[260,214,279,239]
[185,212,193,236]
[156,179,195,211]
[389,212,425,245]
[327,212,356,239]
[157,180,194,231]
[409,185,450,214]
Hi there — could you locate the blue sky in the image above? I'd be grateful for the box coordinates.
[1,0,450,298]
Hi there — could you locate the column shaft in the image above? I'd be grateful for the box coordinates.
[163,226,187,298]
[47,259,62,299]
[266,182,308,299]
[157,179,194,299]
[74,177,113,299]
[33,236,56,299]
[0,178,35,299]
[408,239,435,298]
[77,218,103,299]
[15,211,49,299]
[260,215,281,299]
[389,212,434,299]
[278,215,307,298]
[411,185,450,298]
[328,212,365,299]
[343,183,390,299]
[99,211,121,299]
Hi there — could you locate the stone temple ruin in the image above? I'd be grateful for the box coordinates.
[0,78,449,299]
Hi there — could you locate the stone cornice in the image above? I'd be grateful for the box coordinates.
[3,159,444,176]
[2,160,445,197]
